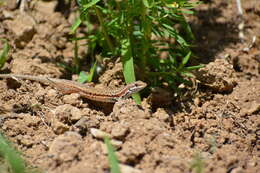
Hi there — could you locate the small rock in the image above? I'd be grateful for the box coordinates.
[47,89,58,97]
[70,107,83,121]
[90,128,111,139]
[19,135,34,147]
[49,131,82,162]
[194,59,237,93]
[113,99,149,120]
[153,108,170,122]
[120,164,142,173]
[74,116,89,128]
[2,10,14,19]
[63,93,82,105]
[54,104,84,123]
[52,120,69,135]
[230,167,243,173]
[111,123,129,139]
[147,87,173,107]
[120,141,146,162]
[5,14,36,48]
[110,140,123,149]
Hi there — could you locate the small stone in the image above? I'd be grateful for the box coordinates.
[47,89,58,97]
[5,14,36,48]
[110,140,123,149]
[153,108,170,122]
[113,99,149,120]
[120,164,142,173]
[54,104,73,122]
[2,10,14,19]
[111,124,129,139]
[54,104,83,122]
[230,167,243,173]
[194,59,237,93]
[63,93,81,105]
[52,120,69,135]
[120,141,146,162]
[19,135,34,147]
[70,107,83,121]
[49,131,82,162]
[90,128,111,139]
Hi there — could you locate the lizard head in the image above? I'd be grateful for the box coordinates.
[121,81,147,99]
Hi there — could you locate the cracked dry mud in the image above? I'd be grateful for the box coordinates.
[0,0,259,173]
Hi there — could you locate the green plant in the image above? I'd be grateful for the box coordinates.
[0,133,26,173]
[190,152,205,173]
[71,0,202,102]
[104,136,121,173]
[208,136,217,154]
[0,39,10,69]
[0,133,40,173]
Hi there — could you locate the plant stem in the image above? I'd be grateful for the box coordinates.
[73,33,80,73]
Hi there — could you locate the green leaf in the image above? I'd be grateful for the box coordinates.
[78,71,88,83]
[181,19,195,41]
[70,17,82,34]
[82,0,101,10]
[104,136,121,173]
[162,23,174,31]
[175,33,189,47]
[0,39,10,69]
[78,62,97,83]
[121,39,135,83]
[185,64,204,71]
[181,9,195,14]
[181,71,194,78]
[87,61,97,82]
[182,51,191,65]
[142,0,154,8]
[133,31,143,37]
[57,62,74,73]
[0,133,26,173]
[121,39,141,104]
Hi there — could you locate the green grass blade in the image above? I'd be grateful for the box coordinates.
[88,61,97,82]
[104,137,121,173]
[0,133,26,173]
[70,17,82,34]
[185,64,204,71]
[181,19,195,41]
[121,39,141,104]
[0,39,10,69]
[182,51,191,66]
[82,0,101,10]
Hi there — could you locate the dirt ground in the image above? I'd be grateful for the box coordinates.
[0,0,259,173]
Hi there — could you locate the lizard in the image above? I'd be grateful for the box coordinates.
[0,74,147,103]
